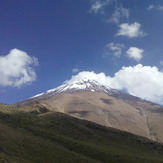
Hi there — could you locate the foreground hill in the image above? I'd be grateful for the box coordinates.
[1,104,163,163]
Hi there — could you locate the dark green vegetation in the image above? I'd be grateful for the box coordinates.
[0,104,163,163]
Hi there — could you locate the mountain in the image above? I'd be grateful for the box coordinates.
[17,78,163,143]
[1,104,163,163]
[20,78,143,103]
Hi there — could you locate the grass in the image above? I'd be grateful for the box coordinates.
[0,104,163,163]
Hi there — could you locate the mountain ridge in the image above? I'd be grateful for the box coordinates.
[19,78,144,105]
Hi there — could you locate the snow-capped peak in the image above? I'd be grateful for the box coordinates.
[31,78,115,99]
[17,77,143,106]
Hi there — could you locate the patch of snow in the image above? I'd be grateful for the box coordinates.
[30,93,44,98]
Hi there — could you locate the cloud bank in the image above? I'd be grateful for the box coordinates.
[0,49,38,87]
[69,65,163,105]
[116,22,146,38]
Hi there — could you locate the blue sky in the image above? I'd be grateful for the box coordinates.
[0,0,163,104]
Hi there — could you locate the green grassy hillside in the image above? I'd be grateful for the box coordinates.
[0,104,163,163]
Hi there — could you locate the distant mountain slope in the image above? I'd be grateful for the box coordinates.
[1,104,163,163]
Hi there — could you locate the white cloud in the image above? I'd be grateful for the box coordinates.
[89,0,114,14]
[110,5,130,23]
[90,1,104,13]
[110,64,163,105]
[126,47,144,62]
[116,22,146,38]
[90,0,130,24]
[72,68,79,73]
[67,71,110,86]
[106,43,124,57]
[147,5,163,11]
[158,6,163,10]
[160,61,163,66]
[69,65,163,105]
[0,49,38,87]
[90,0,109,14]
[147,5,155,10]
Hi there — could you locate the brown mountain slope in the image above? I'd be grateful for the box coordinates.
[126,100,163,142]
[22,91,163,143]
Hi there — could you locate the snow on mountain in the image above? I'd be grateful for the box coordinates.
[31,78,117,99]
[27,77,142,102]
